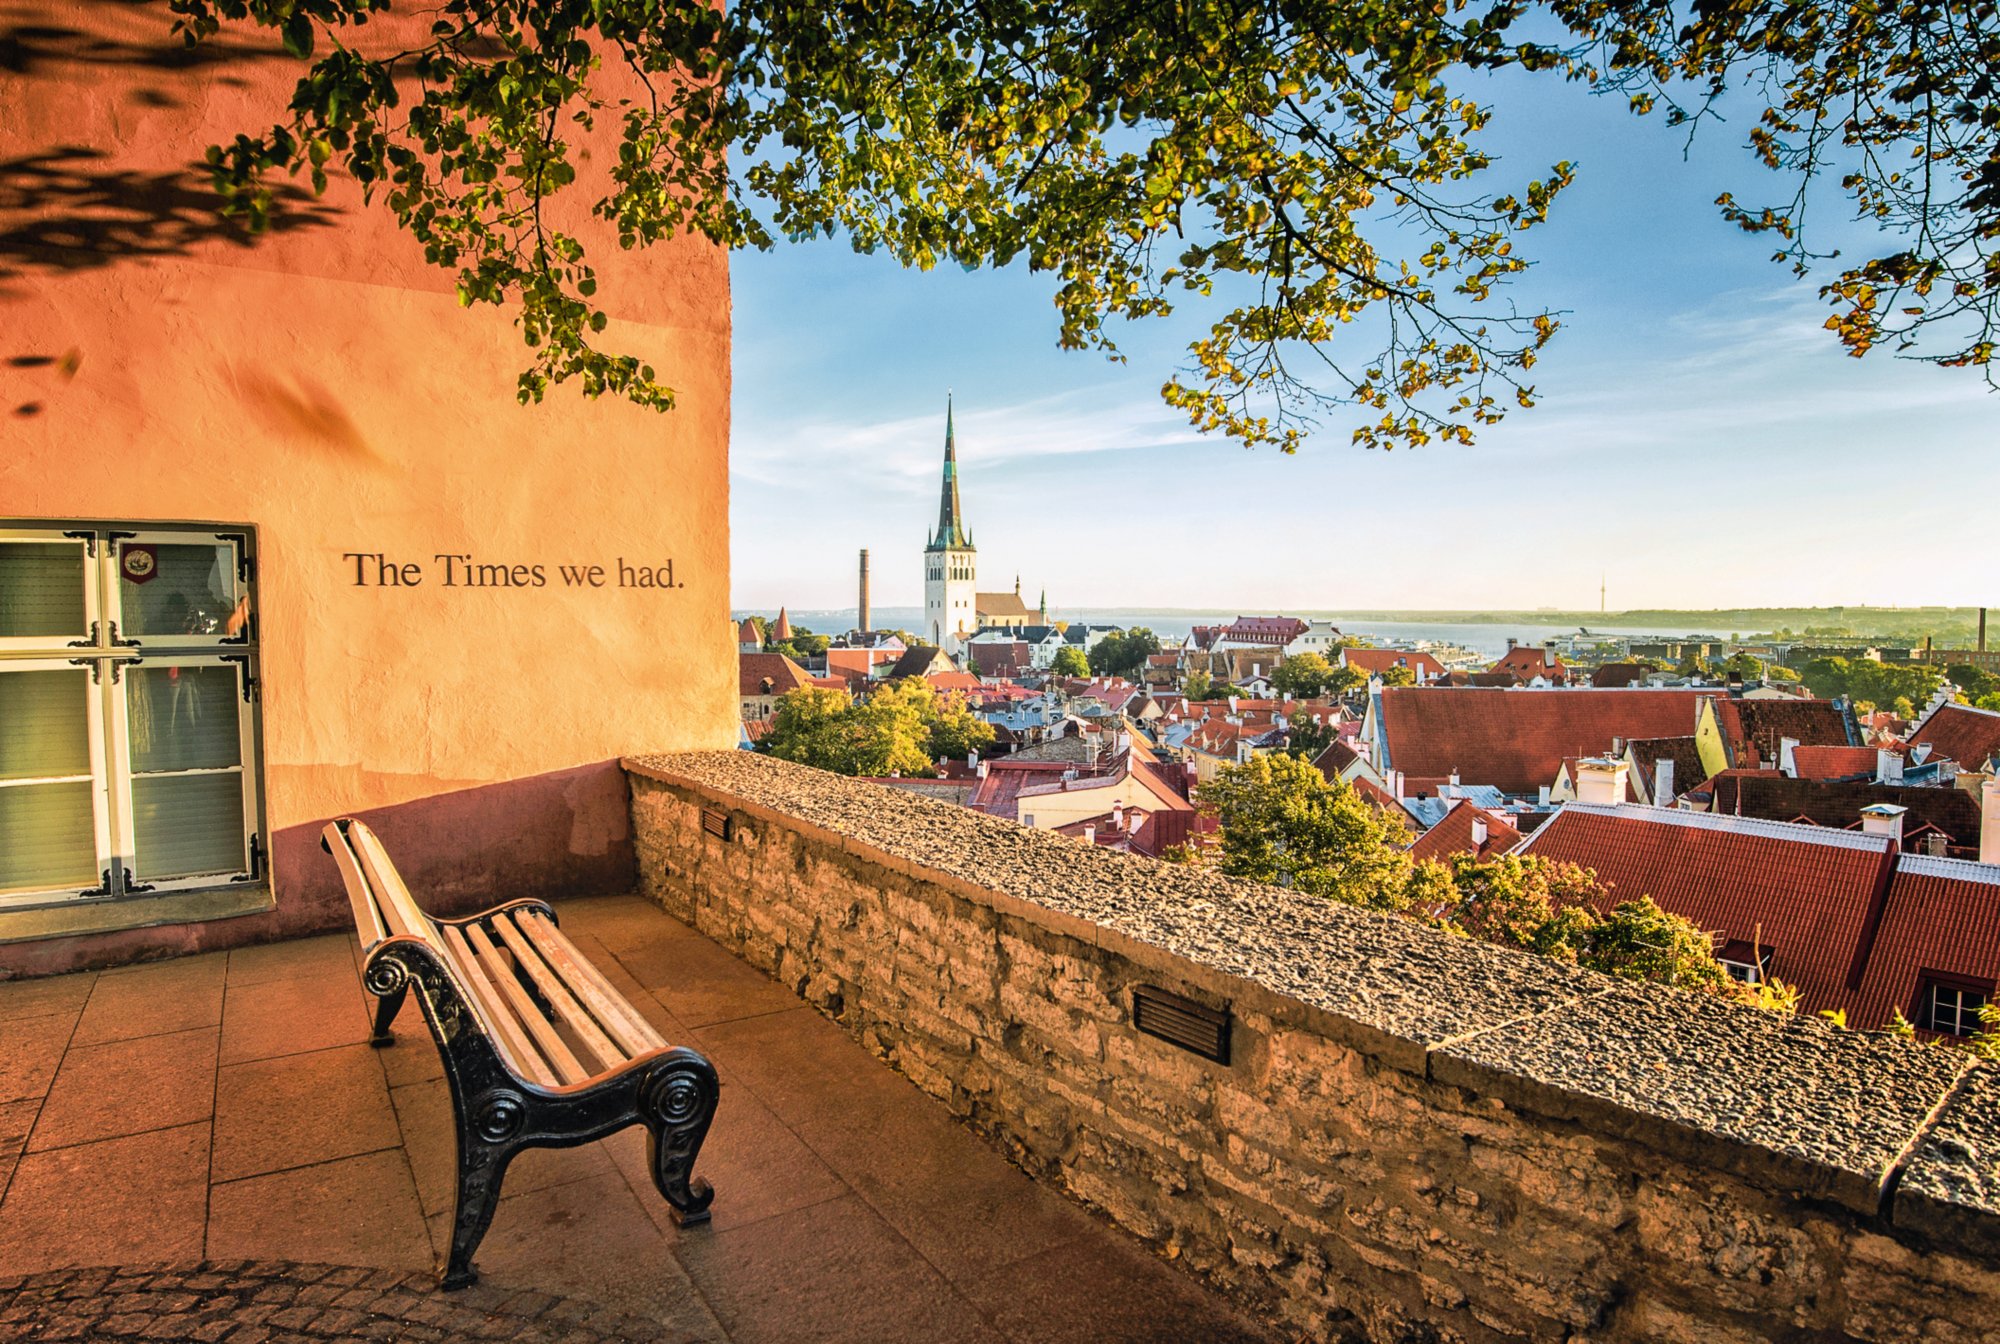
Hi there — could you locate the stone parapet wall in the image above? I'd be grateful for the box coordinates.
[625,752,2000,1342]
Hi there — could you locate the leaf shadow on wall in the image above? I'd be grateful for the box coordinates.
[0,147,340,282]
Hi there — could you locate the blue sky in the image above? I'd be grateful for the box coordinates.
[728,67,1998,614]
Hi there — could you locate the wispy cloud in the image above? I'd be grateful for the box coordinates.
[732,386,1207,491]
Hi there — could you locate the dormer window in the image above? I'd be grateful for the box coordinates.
[1917,974,1991,1037]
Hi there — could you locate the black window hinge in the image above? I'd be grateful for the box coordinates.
[232,833,264,883]
[67,656,102,685]
[219,653,257,701]
[214,533,253,583]
[61,530,97,557]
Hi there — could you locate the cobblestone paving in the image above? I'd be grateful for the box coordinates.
[0,1262,690,1343]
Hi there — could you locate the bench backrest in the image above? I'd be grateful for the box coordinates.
[323,817,545,1082]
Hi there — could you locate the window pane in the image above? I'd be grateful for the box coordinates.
[130,773,244,881]
[117,542,238,640]
[0,542,87,640]
[0,669,93,780]
[0,780,98,892]
[125,665,242,774]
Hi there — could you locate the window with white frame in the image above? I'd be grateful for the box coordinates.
[0,524,262,906]
[1918,977,1990,1038]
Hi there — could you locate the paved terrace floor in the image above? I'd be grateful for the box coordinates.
[0,895,1274,1344]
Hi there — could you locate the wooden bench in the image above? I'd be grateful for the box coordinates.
[322,817,719,1289]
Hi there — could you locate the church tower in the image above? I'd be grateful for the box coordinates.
[923,398,976,655]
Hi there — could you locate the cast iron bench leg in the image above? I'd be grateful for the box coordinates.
[641,1055,720,1226]
[443,1133,517,1290]
[369,980,407,1047]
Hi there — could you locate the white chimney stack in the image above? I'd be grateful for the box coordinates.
[1112,800,1125,829]
[1779,736,1801,776]
[1876,749,1903,785]
[1860,803,1908,847]
[1574,756,1630,807]
[1983,778,2000,866]
[1082,825,1096,845]
[1654,758,1675,806]
[1470,815,1489,848]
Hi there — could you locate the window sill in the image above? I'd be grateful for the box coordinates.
[0,883,274,944]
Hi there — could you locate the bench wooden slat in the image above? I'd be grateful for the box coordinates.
[489,913,630,1072]
[516,911,667,1056]
[440,924,561,1089]
[324,824,390,951]
[462,922,592,1086]
[349,824,429,943]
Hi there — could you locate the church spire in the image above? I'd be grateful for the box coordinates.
[932,395,970,550]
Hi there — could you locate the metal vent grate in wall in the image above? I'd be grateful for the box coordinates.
[700,807,732,841]
[1132,984,1230,1064]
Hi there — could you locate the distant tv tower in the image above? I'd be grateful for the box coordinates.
[1600,574,1606,614]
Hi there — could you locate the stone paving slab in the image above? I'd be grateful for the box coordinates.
[0,892,1273,1344]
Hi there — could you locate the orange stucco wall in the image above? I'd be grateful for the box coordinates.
[0,2,736,971]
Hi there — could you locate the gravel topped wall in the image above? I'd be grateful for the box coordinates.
[626,750,1999,1342]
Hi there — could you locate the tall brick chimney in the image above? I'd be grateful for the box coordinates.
[858,548,871,633]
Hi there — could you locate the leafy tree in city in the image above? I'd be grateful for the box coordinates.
[1326,663,1371,699]
[1979,692,2000,713]
[1283,709,1339,762]
[1181,668,1213,702]
[926,691,997,763]
[1271,652,1335,700]
[172,0,2000,451]
[1050,646,1090,679]
[1201,754,1418,912]
[761,679,983,776]
[1720,652,1765,682]
[1378,665,1417,688]
[767,624,830,662]
[1803,656,1942,710]
[1203,757,1775,1002]
[1433,853,1605,961]
[1948,664,2000,703]
[1090,628,1162,679]
[1574,898,1733,992]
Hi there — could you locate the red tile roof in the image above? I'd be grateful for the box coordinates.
[1341,648,1445,680]
[738,652,815,698]
[1221,615,1309,644]
[1591,662,1649,688]
[969,641,1030,677]
[1851,855,2000,1029]
[1408,800,1522,864]
[1518,804,1898,1016]
[1790,745,1884,781]
[1701,774,1984,856]
[1490,647,1567,680]
[1623,736,1706,802]
[1709,697,1851,769]
[1350,776,1419,834]
[1377,688,1709,795]
[925,671,984,693]
[1911,702,2000,771]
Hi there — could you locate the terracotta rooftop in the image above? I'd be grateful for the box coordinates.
[1791,745,1888,781]
[1518,803,1907,1019]
[1408,800,1523,864]
[1911,701,2000,771]
[1623,736,1707,802]
[1710,697,1853,769]
[1701,774,1985,855]
[1377,688,1709,795]
[1489,647,1566,680]
[737,652,814,698]
[1340,648,1445,680]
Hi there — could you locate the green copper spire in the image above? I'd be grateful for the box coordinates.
[930,395,971,551]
